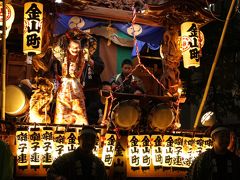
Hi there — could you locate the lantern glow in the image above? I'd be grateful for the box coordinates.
[151,135,163,166]
[65,129,78,152]
[0,3,15,40]
[16,128,29,167]
[162,135,174,167]
[170,136,184,167]
[191,137,212,159]
[41,127,54,166]
[102,134,116,167]
[53,130,66,160]
[128,135,140,167]
[139,135,151,167]
[92,133,100,157]
[15,128,213,169]
[182,137,195,167]
[29,127,42,166]
[23,2,43,54]
[181,22,204,68]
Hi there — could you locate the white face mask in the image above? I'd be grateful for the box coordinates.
[68,41,81,56]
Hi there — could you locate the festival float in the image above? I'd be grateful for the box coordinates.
[1,0,240,179]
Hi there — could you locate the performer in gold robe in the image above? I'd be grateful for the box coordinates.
[54,29,89,126]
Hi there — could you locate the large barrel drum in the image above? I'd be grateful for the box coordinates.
[5,85,30,116]
[111,100,141,130]
[148,103,175,131]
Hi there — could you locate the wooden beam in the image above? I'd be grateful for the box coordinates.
[60,5,162,27]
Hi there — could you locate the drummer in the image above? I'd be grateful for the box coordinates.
[110,59,145,94]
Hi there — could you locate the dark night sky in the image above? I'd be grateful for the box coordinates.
[180,7,240,128]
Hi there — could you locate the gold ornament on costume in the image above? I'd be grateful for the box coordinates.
[29,77,53,124]
[52,28,97,63]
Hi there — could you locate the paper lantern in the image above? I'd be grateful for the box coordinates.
[139,135,152,167]
[162,135,174,167]
[23,2,43,55]
[170,136,184,167]
[41,127,54,166]
[139,135,151,167]
[128,135,140,167]
[102,134,116,167]
[151,135,163,166]
[16,127,29,167]
[92,133,100,157]
[181,22,204,68]
[182,137,195,167]
[65,128,78,152]
[53,130,66,160]
[0,3,15,40]
[113,140,126,177]
[29,127,41,166]
[192,137,212,159]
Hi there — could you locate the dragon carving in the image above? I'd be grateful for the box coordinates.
[161,26,182,96]
[29,77,54,124]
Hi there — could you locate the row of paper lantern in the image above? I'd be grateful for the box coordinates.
[16,127,116,167]
[16,127,212,168]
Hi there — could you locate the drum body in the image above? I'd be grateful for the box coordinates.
[5,85,30,116]
[111,100,141,130]
[148,103,175,131]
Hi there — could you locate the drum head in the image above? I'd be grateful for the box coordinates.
[5,85,28,116]
[148,104,175,130]
[111,100,141,130]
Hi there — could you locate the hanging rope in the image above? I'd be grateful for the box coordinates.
[113,5,166,92]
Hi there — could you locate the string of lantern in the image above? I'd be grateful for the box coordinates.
[1,119,212,171]
[14,123,212,170]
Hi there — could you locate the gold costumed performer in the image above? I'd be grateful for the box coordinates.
[53,29,93,126]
